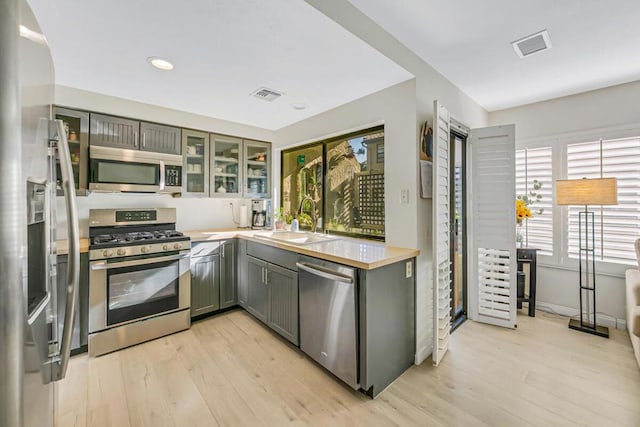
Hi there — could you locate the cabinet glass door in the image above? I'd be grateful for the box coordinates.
[244,140,271,198]
[182,130,209,196]
[211,134,242,197]
[54,107,89,196]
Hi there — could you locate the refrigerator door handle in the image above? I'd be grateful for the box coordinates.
[53,119,80,381]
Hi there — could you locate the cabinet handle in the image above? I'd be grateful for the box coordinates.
[261,267,265,284]
[134,131,138,147]
[222,244,225,258]
[265,269,269,284]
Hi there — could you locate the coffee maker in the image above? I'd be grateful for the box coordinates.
[251,199,272,229]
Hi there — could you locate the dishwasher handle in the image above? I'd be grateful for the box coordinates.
[296,262,354,284]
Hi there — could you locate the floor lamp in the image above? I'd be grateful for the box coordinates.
[556,177,617,338]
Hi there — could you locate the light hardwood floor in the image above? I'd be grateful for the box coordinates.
[55,309,640,427]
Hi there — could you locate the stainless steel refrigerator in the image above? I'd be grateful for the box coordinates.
[0,0,80,426]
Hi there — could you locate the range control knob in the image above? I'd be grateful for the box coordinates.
[102,249,114,258]
[141,246,150,254]
[162,244,170,251]
[173,243,182,250]
[116,248,126,256]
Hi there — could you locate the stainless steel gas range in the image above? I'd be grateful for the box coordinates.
[87,208,190,356]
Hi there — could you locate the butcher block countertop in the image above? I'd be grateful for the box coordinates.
[184,228,419,270]
[56,238,90,256]
[56,229,419,270]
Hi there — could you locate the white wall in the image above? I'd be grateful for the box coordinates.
[302,0,488,364]
[489,80,640,322]
[54,86,273,238]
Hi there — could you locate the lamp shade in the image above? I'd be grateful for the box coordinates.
[555,178,618,206]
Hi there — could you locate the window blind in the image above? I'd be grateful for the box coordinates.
[567,137,640,265]
[515,147,553,256]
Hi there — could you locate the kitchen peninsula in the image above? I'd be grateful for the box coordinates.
[57,228,418,397]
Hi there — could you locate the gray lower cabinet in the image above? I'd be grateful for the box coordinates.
[266,264,298,345]
[220,240,237,309]
[90,113,140,150]
[246,254,298,345]
[56,253,89,353]
[190,252,220,317]
[246,255,268,323]
[237,239,248,308]
[140,122,181,154]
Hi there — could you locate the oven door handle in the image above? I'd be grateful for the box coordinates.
[91,252,189,270]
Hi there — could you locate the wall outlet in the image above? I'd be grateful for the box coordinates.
[400,188,410,204]
[405,261,412,278]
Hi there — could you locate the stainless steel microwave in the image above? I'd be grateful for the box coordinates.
[89,146,182,193]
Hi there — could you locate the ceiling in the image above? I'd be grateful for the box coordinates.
[348,0,640,111]
[27,0,413,130]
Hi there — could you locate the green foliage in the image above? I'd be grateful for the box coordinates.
[517,179,545,215]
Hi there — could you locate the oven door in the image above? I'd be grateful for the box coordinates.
[89,251,190,333]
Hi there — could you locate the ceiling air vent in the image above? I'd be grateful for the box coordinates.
[250,87,284,102]
[511,30,552,58]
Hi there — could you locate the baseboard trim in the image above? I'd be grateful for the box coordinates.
[536,301,626,330]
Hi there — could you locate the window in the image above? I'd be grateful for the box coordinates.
[515,147,553,256]
[566,137,640,265]
[281,126,385,240]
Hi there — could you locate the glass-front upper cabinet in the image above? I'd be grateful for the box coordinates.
[182,129,209,196]
[210,134,242,197]
[244,139,271,198]
[54,107,89,196]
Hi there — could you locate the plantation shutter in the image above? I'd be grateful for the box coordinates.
[432,100,451,365]
[468,125,517,328]
[567,137,640,265]
[515,147,554,255]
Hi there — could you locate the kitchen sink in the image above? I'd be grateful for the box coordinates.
[254,231,340,246]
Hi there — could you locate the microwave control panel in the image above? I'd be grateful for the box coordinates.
[165,165,182,187]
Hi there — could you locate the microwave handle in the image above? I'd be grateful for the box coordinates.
[159,160,166,191]
[53,119,80,381]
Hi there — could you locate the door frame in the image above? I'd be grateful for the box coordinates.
[449,129,468,332]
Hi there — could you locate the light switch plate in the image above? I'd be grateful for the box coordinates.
[405,261,412,278]
[400,188,409,204]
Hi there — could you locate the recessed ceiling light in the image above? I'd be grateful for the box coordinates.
[19,25,47,46]
[291,103,307,110]
[147,57,174,71]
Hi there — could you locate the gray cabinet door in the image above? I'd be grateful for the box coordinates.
[56,254,89,352]
[191,254,220,317]
[140,122,181,154]
[246,255,268,323]
[90,113,140,150]
[237,239,248,308]
[267,263,298,345]
[220,240,237,309]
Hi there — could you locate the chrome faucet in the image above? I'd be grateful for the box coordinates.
[298,195,318,233]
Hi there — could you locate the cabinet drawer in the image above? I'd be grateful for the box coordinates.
[247,241,297,271]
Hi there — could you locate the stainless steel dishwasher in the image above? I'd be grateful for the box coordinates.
[296,256,358,389]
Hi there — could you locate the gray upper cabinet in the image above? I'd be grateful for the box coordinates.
[90,113,140,150]
[246,255,268,323]
[182,129,209,196]
[191,253,220,317]
[244,139,271,198]
[267,264,298,345]
[220,240,237,309]
[140,122,181,155]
